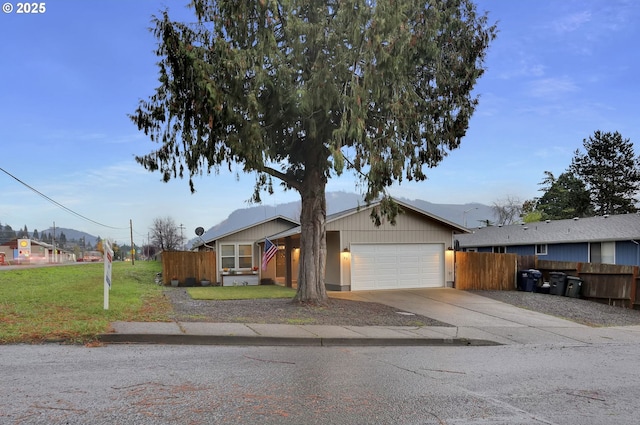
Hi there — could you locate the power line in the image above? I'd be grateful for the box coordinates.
[0,166,129,230]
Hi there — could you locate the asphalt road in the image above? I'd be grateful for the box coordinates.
[1,342,638,424]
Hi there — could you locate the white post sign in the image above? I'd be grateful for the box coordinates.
[104,240,113,310]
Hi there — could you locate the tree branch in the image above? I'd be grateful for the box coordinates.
[261,165,302,192]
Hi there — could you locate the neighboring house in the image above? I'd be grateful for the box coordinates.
[0,238,76,264]
[455,213,640,266]
[264,199,468,291]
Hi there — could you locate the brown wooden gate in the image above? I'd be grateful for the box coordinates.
[161,251,216,285]
[455,252,518,290]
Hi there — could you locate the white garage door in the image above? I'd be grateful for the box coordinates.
[350,244,444,290]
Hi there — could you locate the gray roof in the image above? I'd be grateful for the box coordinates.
[456,213,640,247]
[267,198,469,240]
[194,215,299,248]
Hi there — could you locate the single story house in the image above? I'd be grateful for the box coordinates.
[196,199,468,290]
[192,215,300,286]
[455,213,640,266]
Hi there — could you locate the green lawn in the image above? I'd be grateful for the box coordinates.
[0,261,171,344]
[188,285,297,300]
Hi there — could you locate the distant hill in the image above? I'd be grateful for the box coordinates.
[189,191,496,248]
[36,228,99,246]
[399,198,494,229]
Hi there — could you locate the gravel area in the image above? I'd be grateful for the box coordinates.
[164,288,640,328]
[164,288,453,327]
[469,290,640,327]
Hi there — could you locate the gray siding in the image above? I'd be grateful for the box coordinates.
[326,207,455,290]
[218,219,297,243]
[331,209,453,247]
[325,231,341,289]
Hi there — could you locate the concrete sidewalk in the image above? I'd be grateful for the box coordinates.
[100,321,498,346]
[100,289,640,346]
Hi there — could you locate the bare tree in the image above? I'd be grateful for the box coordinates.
[492,196,523,225]
[150,217,185,251]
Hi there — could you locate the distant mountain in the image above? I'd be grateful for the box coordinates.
[37,227,99,246]
[189,191,497,248]
[398,198,494,229]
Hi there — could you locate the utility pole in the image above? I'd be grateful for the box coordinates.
[130,219,135,265]
[463,207,478,228]
[52,221,56,263]
[179,223,185,251]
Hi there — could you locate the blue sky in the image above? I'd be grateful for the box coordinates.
[1,0,639,246]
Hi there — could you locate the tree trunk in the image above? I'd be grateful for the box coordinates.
[294,169,328,304]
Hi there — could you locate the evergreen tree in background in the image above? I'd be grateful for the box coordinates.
[536,171,593,219]
[570,131,640,215]
[58,232,67,248]
[0,223,17,244]
[17,225,28,239]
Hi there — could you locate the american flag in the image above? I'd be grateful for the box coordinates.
[262,238,277,270]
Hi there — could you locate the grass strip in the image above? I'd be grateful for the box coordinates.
[187,285,297,300]
[0,261,171,344]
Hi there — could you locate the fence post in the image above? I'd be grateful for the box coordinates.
[630,266,639,309]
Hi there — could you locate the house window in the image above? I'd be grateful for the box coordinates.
[220,243,253,269]
[536,244,548,255]
[238,244,252,268]
[590,242,614,264]
[493,246,506,254]
[220,244,235,269]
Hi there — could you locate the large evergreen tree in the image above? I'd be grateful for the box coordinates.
[570,131,640,215]
[536,171,592,219]
[131,0,496,303]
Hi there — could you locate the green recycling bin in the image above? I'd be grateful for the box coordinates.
[549,272,567,296]
[565,276,582,298]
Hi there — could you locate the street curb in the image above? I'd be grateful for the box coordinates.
[98,333,502,347]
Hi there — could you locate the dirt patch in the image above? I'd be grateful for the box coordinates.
[164,288,453,327]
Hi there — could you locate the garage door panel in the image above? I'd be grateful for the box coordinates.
[351,244,444,290]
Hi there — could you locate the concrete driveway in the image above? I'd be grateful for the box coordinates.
[330,288,640,345]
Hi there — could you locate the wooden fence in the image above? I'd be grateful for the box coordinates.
[161,251,216,285]
[455,252,640,309]
[455,252,518,290]
[535,259,640,309]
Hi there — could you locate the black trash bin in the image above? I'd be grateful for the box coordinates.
[517,270,529,291]
[565,276,582,298]
[517,270,533,292]
[517,270,540,292]
[549,272,567,296]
